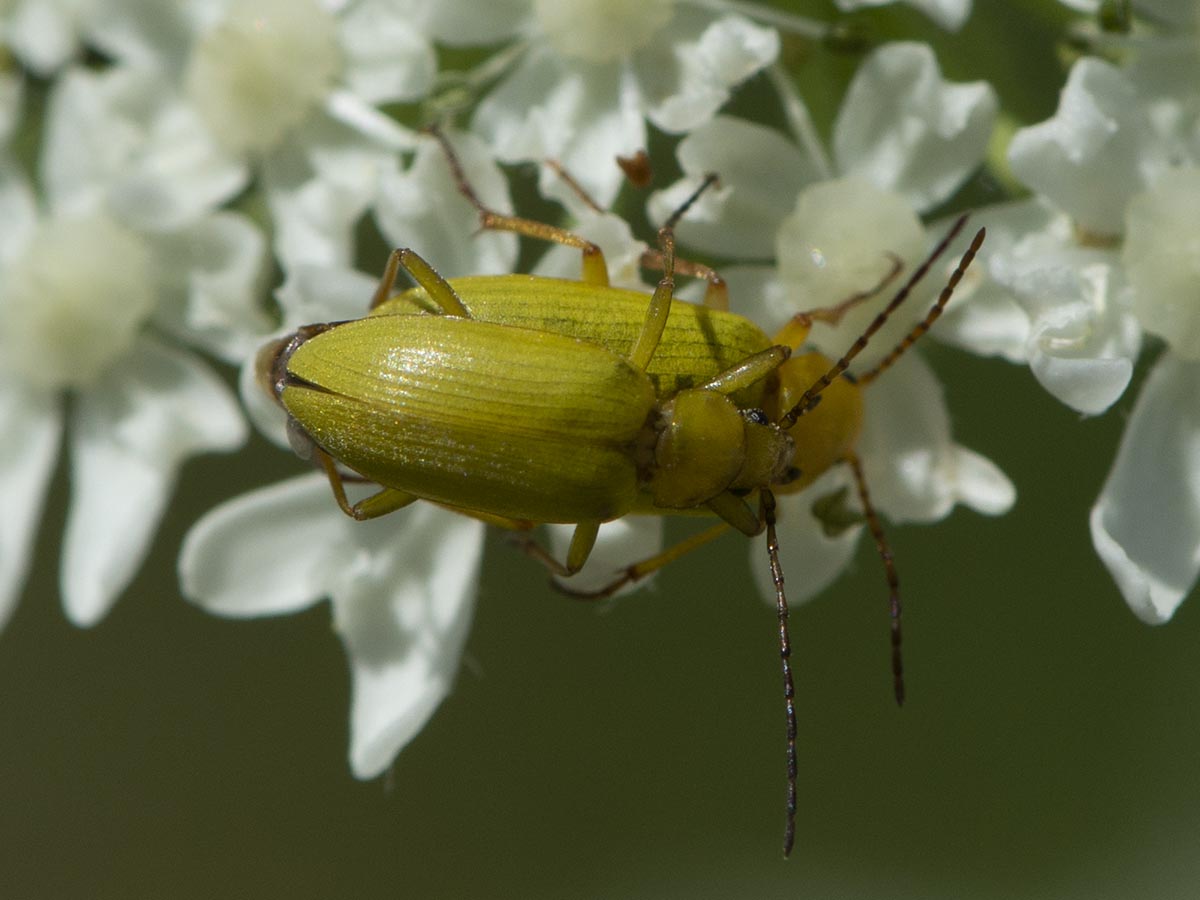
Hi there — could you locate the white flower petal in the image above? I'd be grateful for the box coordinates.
[720,264,785,329]
[647,116,815,260]
[472,46,645,208]
[321,88,416,152]
[0,384,63,632]
[772,177,929,373]
[374,130,518,278]
[984,209,1141,414]
[276,262,380,329]
[1090,354,1200,624]
[262,111,408,272]
[754,468,863,607]
[42,66,247,229]
[148,212,271,364]
[1008,58,1163,236]
[267,168,372,271]
[61,338,246,625]
[636,14,778,134]
[1017,266,1139,415]
[409,0,529,45]
[4,0,90,74]
[335,504,485,778]
[86,0,198,70]
[1122,168,1200,360]
[859,353,1014,521]
[834,42,996,212]
[835,0,972,31]
[548,516,664,597]
[180,472,361,618]
[338,0,436,104]
[0,155,37,261]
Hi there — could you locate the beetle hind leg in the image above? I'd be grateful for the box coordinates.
[315,449,420,520]
[426,125,610,287]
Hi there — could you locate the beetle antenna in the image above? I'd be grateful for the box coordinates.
[425,123,489,211]
[856,226,985,385]
[846,453,905,706]
[762,489,798,858]
[543,158,608,214]
[776,215,977,429]
[662,173,720,232]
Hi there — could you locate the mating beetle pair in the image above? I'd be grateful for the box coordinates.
[258,129,983,856]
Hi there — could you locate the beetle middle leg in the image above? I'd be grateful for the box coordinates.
[369,246,472,317]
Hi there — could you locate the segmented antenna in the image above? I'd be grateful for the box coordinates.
[777,217,983,429]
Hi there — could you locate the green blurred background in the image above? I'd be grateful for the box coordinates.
[4,2,1200,898]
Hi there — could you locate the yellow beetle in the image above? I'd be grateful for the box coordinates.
[256,136,983,856]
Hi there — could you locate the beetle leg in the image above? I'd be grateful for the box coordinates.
[539,521,732,600]
[770,253,903,349]
[426,125,610,287]
[371,247,472,318]
[705,491,762,536]
[843,452,905,707]
[315,448,420,520]
[509,520,602,577]
[698,346,790,397]
[628,239,675,371]
[638,248,730,311]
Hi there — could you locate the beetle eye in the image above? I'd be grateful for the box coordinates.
[742,408,769,426]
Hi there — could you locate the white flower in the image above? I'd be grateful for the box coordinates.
[0,0,98,74]
[941,49,1200,621]
[1089,167,1200,623]
[179,475,484,779]
[181,131,515,777]
[0,61,262,630]
[644,42,1010,609]
[424,0,781,208]
[835,0,972,32]
[1055,0,1197,26]
[88,0,427,272]
[938,58,1160,416]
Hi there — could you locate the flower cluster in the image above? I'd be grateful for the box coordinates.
[2,0,1192,784]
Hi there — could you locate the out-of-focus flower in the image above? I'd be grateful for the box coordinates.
[0,63,261,630]
[87,0,429,272]
[421,0,785,208]
[835,0,972,32]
